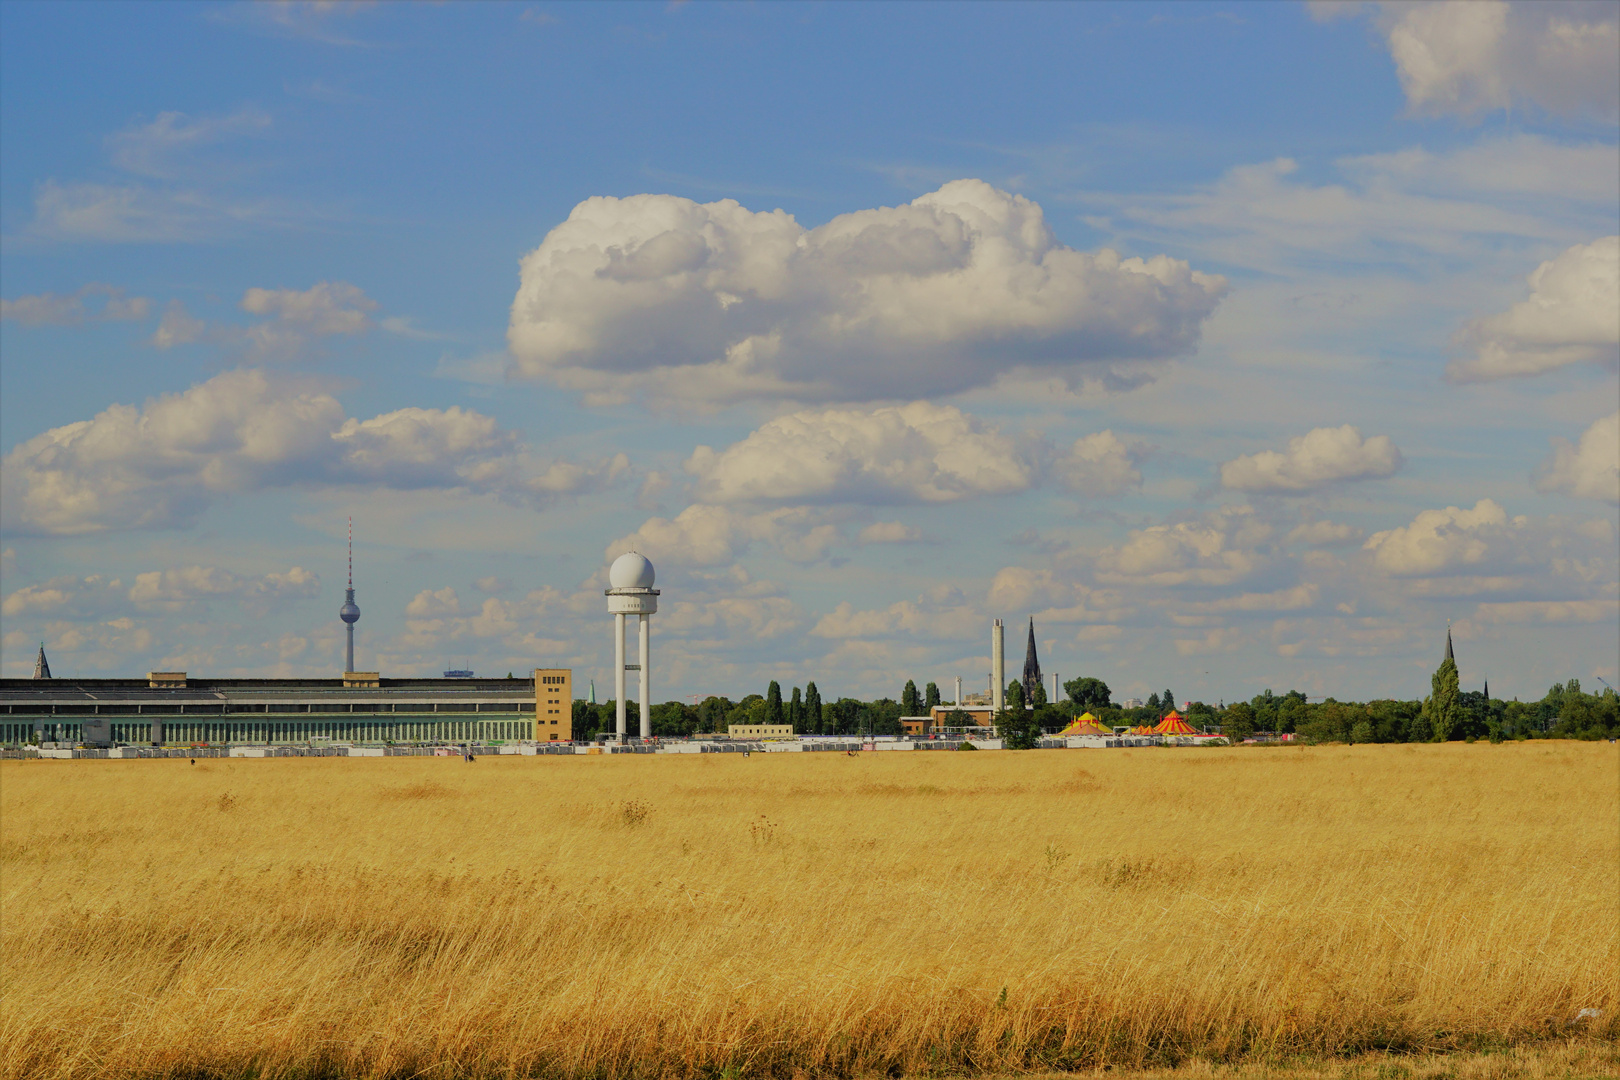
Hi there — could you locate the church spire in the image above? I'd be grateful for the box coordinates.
[33,643,51,679]
[1021,617,1042,705]
[1444,620,1454,663]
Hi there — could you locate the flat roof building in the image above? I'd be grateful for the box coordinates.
[1,667,571,747]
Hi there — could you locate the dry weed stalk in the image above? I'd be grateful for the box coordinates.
[1,743,1614,1079]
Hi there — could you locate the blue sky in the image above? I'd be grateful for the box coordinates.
[2,0,1616,706]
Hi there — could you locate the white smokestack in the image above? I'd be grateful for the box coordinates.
[992,619,1005,712]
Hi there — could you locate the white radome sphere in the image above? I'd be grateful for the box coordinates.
[609,551,656,589]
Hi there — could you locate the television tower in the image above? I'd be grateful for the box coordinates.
[339,516,361,673]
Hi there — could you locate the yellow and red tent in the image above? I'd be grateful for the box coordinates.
[1152,710,1198,735]
[1056,712,1112,737]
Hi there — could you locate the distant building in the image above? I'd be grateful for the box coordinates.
[727,723,793,739]
[443,669,475,678]
[928,703,994,729]
[2,667,573,746]
[1121,698,1144,710]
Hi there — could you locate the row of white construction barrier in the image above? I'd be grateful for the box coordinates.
[8,733,1227,759]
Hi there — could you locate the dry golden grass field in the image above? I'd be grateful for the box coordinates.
[2,742,1616,1080]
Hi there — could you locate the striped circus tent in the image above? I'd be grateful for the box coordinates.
[1056,712,1112,737]
[1152,710,1198,735]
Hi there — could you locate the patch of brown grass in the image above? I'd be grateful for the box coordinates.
[1,743,1615,1079]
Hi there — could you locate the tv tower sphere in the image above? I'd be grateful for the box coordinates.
[605,552,659,741]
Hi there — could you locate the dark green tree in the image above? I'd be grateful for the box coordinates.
[1030,678,1047,707]
[902,679,921,716]
[924,681,941,710]
[999,679,1039,749]
[804,682,822,734]
[1146,691,1161,712]
[789,686,803,732]
[1423,656,1462,742]
[1064,677,1111,711]
[1162,689,1175,716]
[1221,701,1256,743]
[766,681,783,725]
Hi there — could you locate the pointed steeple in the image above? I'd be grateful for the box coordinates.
[1444,621,1455,663]
[1021,617,1042,705]
[32,643,51,679]
[1483,677,1489,701]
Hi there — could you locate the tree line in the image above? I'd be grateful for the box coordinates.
[572,668,1620,744]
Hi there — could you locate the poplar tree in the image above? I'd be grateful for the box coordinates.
[925,681,941,709]
[789,687,803,732]
[1423,657,1462,742]
[902,680,920,716]
[766,681,783,725]
[804,682,822,735]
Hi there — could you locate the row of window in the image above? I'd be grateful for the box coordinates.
[3,719,543,743]
[0,702,535,716]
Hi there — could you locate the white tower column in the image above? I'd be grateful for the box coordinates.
[992,619,1005,712]
[1052,673,1059,704]
[614,612,627,739]
[605,552,659,745]
[955,676,962,706]
[639,613,651,738]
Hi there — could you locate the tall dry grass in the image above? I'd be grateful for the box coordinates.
[1,742,1614,1079]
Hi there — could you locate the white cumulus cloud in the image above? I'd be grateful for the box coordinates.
[608,504,842,567]
[1220,425,1402,493]
[508,179,1226,406]
[686,402,1036,505]
[1450,237,1620,381]
[1362,499,1516,575]
[1,284,150,327]
[1052,430,1141,496]
[1093,505,1274,587]
[1317,1,1620,120]
[1536,411,1620,503]
[0,369,627,534]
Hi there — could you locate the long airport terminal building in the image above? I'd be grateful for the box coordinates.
[0,667,574,747]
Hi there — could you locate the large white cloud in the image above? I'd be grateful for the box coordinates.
[508,180,1226,406]
[607,504,842,567]
[1449,237,1619,381]
[1219,425,1402,493]
[686,402,1036,505]
[1362,499,1516,575]
[1092,505,1274,587]
[1536,411,1620,503]
[0,369,627,535]
[1317,1,1620,120]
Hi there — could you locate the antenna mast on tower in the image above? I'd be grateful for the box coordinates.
[339,516,362,673]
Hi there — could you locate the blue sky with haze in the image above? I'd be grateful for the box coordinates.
[3,0,1616,707]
